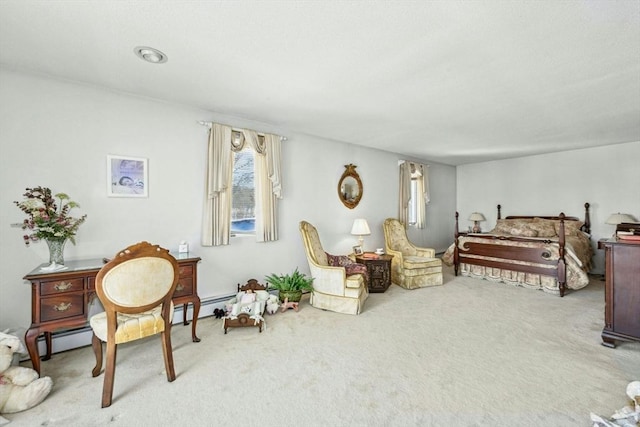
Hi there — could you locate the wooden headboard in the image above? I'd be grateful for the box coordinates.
[496,202,591,234]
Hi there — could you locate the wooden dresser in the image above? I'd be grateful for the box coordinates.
[23,253,201,375]
[598,238,640,348]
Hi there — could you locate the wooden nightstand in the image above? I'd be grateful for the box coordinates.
[355,253,393,293]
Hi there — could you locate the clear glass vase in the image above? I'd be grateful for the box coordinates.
[46,239,67,265]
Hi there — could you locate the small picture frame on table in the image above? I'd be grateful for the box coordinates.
[107,154,148,198]
[353,245,363,255]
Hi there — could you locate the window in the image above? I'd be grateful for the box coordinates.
[408,177,418,226]
[201,123,283,246]
[231,147,255,234]
[398,161,428,229]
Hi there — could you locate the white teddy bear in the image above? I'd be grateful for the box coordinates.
[0,332,53,423]
[265,295,280,315]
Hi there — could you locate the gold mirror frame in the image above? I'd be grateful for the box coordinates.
[338,164,363,209]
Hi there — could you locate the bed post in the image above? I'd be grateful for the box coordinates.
[454,212,460,276]
[557,213,567,297]
[583,202,591,234]
[497,204,502,220]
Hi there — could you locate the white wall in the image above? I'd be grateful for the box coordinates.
[0,68,456,333]
[456,141,640,273]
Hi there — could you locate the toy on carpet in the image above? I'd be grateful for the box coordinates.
[280,297,299,312]
[213,308,226,319]
[265,295,280,315]
[0,331,53,423]
[222,280,269,334]
[590,380,640,427]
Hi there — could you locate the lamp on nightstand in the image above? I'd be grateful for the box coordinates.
[468,212,486,233]
[351,218,371,249]
[605,213,636,237]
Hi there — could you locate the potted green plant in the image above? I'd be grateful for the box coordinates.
[265,268,314,303]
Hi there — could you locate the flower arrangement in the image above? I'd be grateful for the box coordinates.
[14,186,87,246]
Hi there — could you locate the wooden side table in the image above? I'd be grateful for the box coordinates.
[23,253,201,375]
[355,253,393,293]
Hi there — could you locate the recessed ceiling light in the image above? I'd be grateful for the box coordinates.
[134,46,167,64]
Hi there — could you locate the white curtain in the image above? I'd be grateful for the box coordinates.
[240,130,283,242]
[397,161,429,229]
[398,161,412,226]
[202,124,233,246]
[201,123,283,246]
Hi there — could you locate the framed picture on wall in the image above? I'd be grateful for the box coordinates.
[106,155,148,198]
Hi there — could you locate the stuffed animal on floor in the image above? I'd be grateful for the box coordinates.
[280,297,299,312]
[213,308,226,319]
[265,295,280,315]
[0,332,53,421]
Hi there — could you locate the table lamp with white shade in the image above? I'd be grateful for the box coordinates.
[468,212,486,233]
[605,213,636,237]
[351,218,371,248]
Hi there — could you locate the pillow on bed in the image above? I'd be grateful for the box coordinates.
[235,290,269,304]
[507,227,538,237]
[493,219,538,237]
[555,220,584,236]
[530,218,558,237]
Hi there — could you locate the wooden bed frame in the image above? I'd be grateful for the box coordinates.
[453,203,591,297]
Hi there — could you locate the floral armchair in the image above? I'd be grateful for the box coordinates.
[382,218,443,289]
[299,221,368,315]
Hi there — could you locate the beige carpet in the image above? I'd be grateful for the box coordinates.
[5,266,639,426]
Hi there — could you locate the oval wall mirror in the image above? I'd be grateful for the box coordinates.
[338,164,363,209]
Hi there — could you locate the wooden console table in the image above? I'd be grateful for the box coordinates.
[23,253,201,375]
[355,253,393,293]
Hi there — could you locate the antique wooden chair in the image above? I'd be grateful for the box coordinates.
[89,241,179,407]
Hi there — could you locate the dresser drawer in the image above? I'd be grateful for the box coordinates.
[40,278,84,296]
[40,293,85,321]
[174,277,193,298]
[179,264,193,277]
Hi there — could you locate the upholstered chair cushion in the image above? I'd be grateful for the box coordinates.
[404,256,441,270]
[90,302,174,344]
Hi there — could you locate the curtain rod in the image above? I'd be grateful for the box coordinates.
[197,121,288,141]
[400,160,430,167]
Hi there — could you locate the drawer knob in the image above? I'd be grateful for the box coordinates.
[53,302,72,312]
[176,284,184,292]
[54,282,73,291]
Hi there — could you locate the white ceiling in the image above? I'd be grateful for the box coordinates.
[1,1,638,165]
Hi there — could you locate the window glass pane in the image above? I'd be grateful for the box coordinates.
[408,179,417,225]
[231,148,255,234]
